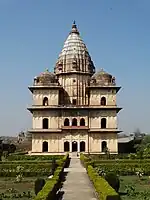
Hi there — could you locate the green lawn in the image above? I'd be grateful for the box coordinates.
[0,176,47,200]
[119,176,150,200]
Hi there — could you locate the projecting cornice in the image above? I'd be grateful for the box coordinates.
[27,105,122,113]
[28,85,63,93]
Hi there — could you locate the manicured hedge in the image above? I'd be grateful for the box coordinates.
[87,154,129,160]
[80,154,121,199]
[0,160,52,164]
[91,159,150,164]
[34,154,69,200]
[87,165,120,200]
[7,155,63,161]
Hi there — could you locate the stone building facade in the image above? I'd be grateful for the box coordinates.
[27,22,122,154]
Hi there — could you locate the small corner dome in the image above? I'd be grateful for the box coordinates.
[91,69,115,85]
[35,69,57,85]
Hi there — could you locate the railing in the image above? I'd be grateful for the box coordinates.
[62,126,89,129]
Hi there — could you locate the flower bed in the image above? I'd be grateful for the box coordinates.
[0,163,52,177]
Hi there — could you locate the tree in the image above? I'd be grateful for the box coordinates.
[136,135,150,158]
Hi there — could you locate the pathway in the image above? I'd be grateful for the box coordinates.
[58,153,97,200]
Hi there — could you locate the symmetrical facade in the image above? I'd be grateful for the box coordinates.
[27,22,122,154]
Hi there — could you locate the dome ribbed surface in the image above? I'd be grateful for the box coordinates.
[55,22,95,75]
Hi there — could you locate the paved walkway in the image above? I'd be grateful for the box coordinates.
[59,155,97,200]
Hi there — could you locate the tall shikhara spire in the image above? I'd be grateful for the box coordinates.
[54,21,95,75]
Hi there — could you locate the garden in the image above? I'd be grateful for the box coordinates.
[0,152,69,200]
[80,135,150,200]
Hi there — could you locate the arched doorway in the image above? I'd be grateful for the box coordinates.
[43,97,48,106]
[42,141,48,152]
[72,118,77,126]
[64,141,70,152]
[43,118,48,129]
[80,141,85,152]
[80,118,85,126]
[102,141,107,152]
[101,97,106,106]
[72,141,77,152]
[101,118,106,128]
[64,118,69,126]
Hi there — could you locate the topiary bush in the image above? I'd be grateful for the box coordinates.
[34,178,45,195]
[104,172,120,192]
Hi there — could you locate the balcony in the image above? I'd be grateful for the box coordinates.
[62,126,89,130]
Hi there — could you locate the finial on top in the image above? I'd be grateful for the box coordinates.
[70,20,79,35]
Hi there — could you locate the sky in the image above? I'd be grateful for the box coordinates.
[0,0,150,136]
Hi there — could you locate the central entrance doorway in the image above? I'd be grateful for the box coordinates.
[72,141,77,152]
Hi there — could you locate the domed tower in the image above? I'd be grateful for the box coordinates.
[27,22,122,155]
[55,21,95,105]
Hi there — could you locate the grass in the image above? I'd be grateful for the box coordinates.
[119,176,150,200]
[0,176,47,200]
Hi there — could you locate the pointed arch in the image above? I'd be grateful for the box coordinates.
[102,141,107,152]
[64,141,70,152]
[101,118,106,129]
[43,97,48,106]
[42,141,48,152]
[43,118,49,129]
[101,96,106,106]
[80,118,85,126]
[72,118,77,126]
[64,118,69,126]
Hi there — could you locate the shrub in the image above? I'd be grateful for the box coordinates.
[87,165,120,200]
[34,178,46,195]
[104,172,120,192]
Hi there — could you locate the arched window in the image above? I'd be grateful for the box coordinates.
[80,118,85,126]
[42,141,48,152]
[101,118,106,129]
[72,141,78,152]
[64,141,70,152]
[43,118,48,129]
[72,118,77,126]
[43,97,48,106]
[80,141,85,152]
[101,97,106,106]
[102,141,107,152]
[64,118,69,126]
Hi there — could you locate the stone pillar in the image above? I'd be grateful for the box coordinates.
[70,141,72,152]
[78,140,80,152]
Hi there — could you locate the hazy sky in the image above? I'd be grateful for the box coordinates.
[0,0,150,136]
